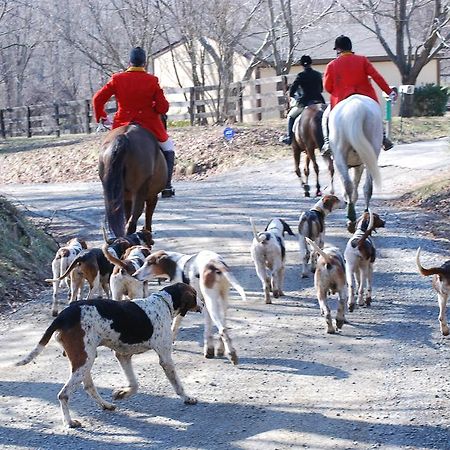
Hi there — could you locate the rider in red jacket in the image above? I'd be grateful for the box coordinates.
[321,36,397,157]
[93,47,175,198]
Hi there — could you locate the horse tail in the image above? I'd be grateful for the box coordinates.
[347,112,382,189]
[102,134,128,237]
[313,109,324,149]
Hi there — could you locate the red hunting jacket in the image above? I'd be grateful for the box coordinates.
[93,67,169,142]
[324,52,392,109]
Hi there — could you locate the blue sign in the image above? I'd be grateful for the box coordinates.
[223,127,235,141]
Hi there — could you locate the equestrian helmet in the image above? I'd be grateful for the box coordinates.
[300,55,312,66]
[333,35,352,51]
[129,47,146,66]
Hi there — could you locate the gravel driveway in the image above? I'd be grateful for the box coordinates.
[0,139,449,450]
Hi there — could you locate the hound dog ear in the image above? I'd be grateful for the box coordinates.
[79,239,88,249]
[280,219,295,236]
[162,283,198,316]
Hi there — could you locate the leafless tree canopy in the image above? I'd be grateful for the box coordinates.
[0,0,448,108]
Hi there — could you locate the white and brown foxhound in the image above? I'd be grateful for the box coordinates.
[15,283,202,428]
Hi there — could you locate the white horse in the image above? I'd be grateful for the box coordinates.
[329,94,383,232]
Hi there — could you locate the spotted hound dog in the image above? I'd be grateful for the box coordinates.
[416,248,450,336]
[49,237,87,317]
[133,249,246,365]
[102,226,154,248]
[306,237,347,334]
[15,283,202,428]
[102,244,151,300]
[298,195,344,278]
[250,218,295,304]
[344,210,385,312]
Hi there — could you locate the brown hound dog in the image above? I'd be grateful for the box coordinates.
[298,195,344,278]
[15,283,202,428]
[416,248,450,336]
[344,211,385,312]
[306,237,347,334]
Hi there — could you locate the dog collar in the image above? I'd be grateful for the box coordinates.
[154,291,174,316]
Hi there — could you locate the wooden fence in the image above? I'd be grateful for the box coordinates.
[0,74,295,138]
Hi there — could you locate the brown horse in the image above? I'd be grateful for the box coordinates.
[99,124,167,237]
[292,103,334,197]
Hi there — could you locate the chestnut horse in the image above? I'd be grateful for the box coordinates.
[292,103,334,197]
[329,94,382,232]
[99,124,167,237]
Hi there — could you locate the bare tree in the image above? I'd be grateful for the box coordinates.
[337,0,450,114]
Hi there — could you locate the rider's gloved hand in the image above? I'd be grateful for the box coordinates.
[101,116,112,127]
[389,90,398,102]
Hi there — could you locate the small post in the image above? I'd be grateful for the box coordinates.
[54,103,61,137]
[189,87,195,126]
[237,82,243,123]
[255,67,262,122]
[85,99,91,134]
[385,98,392,138]
[0,109,5,139]
[26,106,32,138]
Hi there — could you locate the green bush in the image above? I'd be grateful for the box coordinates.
[413,83,449,116]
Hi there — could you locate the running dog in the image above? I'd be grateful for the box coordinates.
[306,237,347,334]
[103,244,151,300]
[133,250,246,365]
[15,283,202,428]
[298,195,344,278]
[49,237,87,317]
[250,218,295,304]
[416,248,450,336]
[344,210,385,311]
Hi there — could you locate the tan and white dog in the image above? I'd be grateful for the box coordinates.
[416,248,450,336]
[250,218,295,304]
[344,210,385,312]
[298,195,344,278]
[306,237,347,334]
[133,250,246,365]
[49,237,87,317]
[102,244,152,300]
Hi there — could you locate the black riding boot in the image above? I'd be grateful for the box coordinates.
[161,150,175,198]
[281,117,296,145]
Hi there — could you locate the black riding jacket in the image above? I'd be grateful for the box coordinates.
[289,67,325,106]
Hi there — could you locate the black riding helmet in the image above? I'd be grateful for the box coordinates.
[300,55,312,66]
[129,47,146,66]
[333,35,352,51]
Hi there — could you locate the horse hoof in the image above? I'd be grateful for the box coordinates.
[348,304,355,312]
[304,192,310,198]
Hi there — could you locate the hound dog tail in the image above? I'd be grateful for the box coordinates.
[416,248,446,277]
[15,317,61,366]
[355,210,375,250]
[102,242,127,270]
[249,218,267,243]
[205,260,247,301]
[101,224,115,245]
[305,237,332,265]
[45,253,83,282]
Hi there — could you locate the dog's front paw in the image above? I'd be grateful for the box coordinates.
[68,419,82,428]
[112,387,135,400]
[184,396,198,405]
[229,350,239,365]
[102,402,116,411]
[204,347,215,359]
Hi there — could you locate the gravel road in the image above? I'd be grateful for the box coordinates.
[0,138,449,450]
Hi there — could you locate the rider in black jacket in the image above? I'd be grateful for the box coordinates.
[281,55,325,145]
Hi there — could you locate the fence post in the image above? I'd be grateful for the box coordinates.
[237,82,244,123]
[54,103,61,137]
[255,68,262,121]
[26,106,32,138]
[189,87,195,126]
[85,99,91,134]
[0,109,5,139]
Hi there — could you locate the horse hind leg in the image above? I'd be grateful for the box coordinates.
[303,156,311,197]
[311,156,321,197]
[125,196,145,235]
